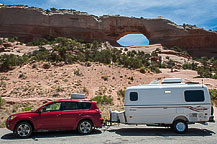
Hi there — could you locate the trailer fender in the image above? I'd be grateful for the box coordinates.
[173,116,189,123]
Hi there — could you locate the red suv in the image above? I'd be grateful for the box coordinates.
[6,99,103,137]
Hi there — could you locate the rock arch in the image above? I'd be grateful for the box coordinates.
[0,5,217,57]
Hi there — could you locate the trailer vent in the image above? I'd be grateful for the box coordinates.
[162,78,182,84]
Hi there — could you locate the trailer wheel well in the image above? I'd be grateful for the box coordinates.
[173,116,188,123]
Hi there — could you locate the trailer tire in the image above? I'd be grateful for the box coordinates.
[173,120,188,134]
[211,106,214,115]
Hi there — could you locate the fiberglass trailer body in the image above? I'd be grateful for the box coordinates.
[110,78,215,133]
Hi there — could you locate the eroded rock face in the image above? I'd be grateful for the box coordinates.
[0,5,217,57]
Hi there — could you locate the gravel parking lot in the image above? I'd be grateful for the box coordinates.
[0,123,216,144]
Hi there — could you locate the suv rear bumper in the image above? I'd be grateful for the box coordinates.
[95,118,103,128]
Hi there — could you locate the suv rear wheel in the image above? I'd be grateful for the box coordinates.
[77,120,93,134]
[173,120,188,134]
[15,122,33,138]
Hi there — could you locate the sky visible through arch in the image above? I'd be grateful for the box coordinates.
[0,0,217,46]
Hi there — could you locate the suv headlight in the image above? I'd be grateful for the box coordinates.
[8,115,16,120]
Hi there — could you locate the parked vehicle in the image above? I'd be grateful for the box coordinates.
[6,94,103,138]
[109,78,215,133]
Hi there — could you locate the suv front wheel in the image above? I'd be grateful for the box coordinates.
[77,120,93,134]
[15,122,33,138]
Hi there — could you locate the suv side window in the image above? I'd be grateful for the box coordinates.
[42,102,61,112]
[62,102,79,111]
[184,90,205,102]
[79,102,92,110]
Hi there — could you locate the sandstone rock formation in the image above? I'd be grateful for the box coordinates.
[0,5,217,57]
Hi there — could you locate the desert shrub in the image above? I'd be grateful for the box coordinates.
[21,106,32,112]
[160,62,167,68]
[0,37,164,73]
[197,56,208,66]
[209,89,217,100]
[182,62,198,70]
[101,75,108,81]
[56,86,63,92]
[196,67,212,78]
[128,76,134,81]
[83,87,89,93]
[31,47,51,61]
[8,36,18,42]
[74,68,82,76]
[0,54,28,71]
[140,67,146,73]
[169,46,183,52]
[167,59,175,68]
[42,63,51,69]
[0,96,5,108]
[91,95,113,104]
[149,65,161,73]
[212,73,217,79]
[50,8,57,11]
[0,39,3,44]
[117,89,125,98]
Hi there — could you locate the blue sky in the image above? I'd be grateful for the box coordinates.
[0,0,217,46]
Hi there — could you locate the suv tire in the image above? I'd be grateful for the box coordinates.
[77,120,93,134]
[15,122,33,138]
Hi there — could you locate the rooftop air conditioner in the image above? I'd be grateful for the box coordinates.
[162,78,182,84]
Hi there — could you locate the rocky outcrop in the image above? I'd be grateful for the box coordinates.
[0,5,217,57]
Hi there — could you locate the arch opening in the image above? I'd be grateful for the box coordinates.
[117,34,149,46]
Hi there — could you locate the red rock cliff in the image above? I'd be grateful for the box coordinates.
[0,5,217,57]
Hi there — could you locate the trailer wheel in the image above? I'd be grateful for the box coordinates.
[173,120,188,134]
[211,106,214,115]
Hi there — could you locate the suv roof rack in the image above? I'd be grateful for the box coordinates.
[58,99,92,101]
[185,82,200,84]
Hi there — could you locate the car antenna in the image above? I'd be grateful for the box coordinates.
[202,79,204,88]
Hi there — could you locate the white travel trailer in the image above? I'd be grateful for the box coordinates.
[109,78,215,133]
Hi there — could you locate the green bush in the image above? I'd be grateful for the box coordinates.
[0,37,164,73]
[209,89,217,100]
[0,96,5,108]
[117,89,125,98]
[91,95,113,104]
[21,106,32,112]
[0,54,28,71]
[8,36,18,42]
[167,59,175,68]
[0,39,3,45]
[74,68,82,76]
[140,67,146,73]
[196,67,212,78]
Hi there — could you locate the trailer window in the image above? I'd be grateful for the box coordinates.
[184,90,205,102]
[130,92,138,101]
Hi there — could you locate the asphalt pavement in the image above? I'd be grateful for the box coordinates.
[0,123,216,144]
